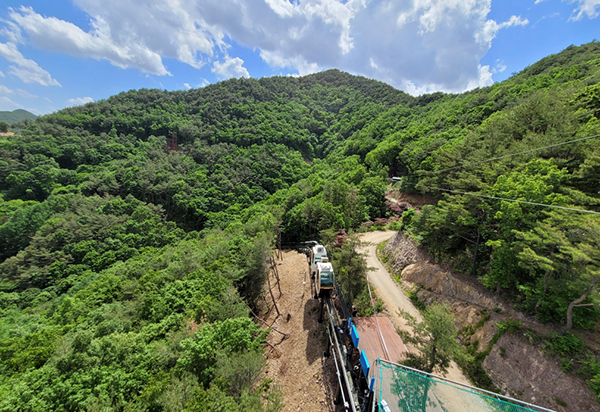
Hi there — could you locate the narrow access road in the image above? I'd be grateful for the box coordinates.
[358,230,470,385]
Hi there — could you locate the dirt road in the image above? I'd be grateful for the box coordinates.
[358,230,471,385]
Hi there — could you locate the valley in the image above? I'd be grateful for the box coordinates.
[1,41,600,411]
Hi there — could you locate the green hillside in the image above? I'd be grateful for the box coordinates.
[1,41,600,410]
[0,109,36,124]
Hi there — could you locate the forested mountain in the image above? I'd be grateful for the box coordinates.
[1,41,600,410]
[0,109,36,124]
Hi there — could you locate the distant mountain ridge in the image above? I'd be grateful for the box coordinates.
[0,109,36,124]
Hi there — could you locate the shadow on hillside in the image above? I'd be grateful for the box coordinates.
[303,294,325,365]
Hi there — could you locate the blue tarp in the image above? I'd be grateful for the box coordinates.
[360,350,370,378]
[351,325,359,348]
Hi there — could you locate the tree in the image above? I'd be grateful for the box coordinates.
[398,302,467,374]
[0,121,8,133]
[480,159,576,294]
[515,211,600,329]
[326,234,368,299]
[393,303,469,411]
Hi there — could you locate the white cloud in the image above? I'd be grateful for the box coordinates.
[568,0,600,20]
[0,20,23,43]
[534,0,600,20]
[0,95,23,111]
[15,88,36,98]
[3,0,538,94]
[477,15,529,47]
[492,59,507,74]
[402,80,431,96]
[0,71,5,77]
[183,83,191,89]
[0,84,13,94]
[9,6,170,75]
[0,41,60,86]
[264,0,296,18]
[466,64,494,89]
[212,55,250,79]
[260,50,319,76]
[66,96,94,106]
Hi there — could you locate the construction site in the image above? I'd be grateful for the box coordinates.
[261,232,557,412]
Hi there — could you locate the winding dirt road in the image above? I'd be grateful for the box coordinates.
[358,230,470,385]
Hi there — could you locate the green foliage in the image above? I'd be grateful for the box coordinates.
[178,317,266,387]
[0,214,276,410]
[407,286,426,311]
[0,109,36,124]
[325,234,378,315]
[401,46,600,327]
[580,354,600,402]
[549,332,585,356]
[215,350,267,397]
[399,302,470,374]
[1,42,600,409]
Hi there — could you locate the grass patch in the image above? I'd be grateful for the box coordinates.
[554,397,568,407]
[407,285,425,311]
[376,240,389,263]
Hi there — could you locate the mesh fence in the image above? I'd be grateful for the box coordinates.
[377,361,551,412]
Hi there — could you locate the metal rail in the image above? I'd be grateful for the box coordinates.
[327,299,358,412]
[326,319,349,409]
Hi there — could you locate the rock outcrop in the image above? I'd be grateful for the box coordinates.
[402,263,503,311]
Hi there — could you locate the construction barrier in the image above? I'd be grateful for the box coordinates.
[376,360,555,412]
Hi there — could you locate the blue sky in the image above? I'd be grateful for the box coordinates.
[0,0,598,115]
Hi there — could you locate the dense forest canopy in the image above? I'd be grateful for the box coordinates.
[1,41,600,410]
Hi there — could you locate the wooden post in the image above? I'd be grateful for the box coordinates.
[277,229,282,260]
[266,266,280,318]
[271,257,282,296]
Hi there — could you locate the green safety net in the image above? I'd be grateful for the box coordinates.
[377,361,548,412]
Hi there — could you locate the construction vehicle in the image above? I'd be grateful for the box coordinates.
[307,243,335,300]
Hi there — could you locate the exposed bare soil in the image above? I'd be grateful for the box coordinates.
[261,250,339,412]
[382,230,600,412]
